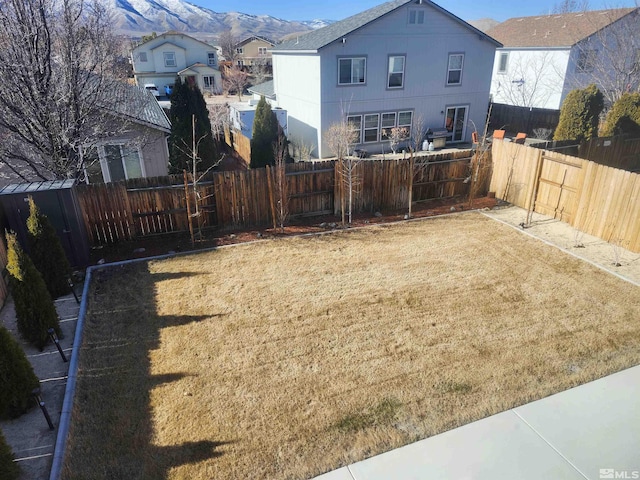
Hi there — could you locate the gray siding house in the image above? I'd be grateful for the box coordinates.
[272,0,501,158]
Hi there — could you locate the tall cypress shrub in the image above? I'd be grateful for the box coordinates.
[168,77,218,173]
[0,326,39,420]
[26,196,71,298]
[0,428,20,480]
[554,84,604,142]
[601,92,640,137]
[5,232,61,350]
[250,96,279,169]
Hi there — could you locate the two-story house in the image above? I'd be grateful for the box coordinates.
[235,36,276,68]
[271,0,501,159]
[487,8,640,110]
[131,31,222,95]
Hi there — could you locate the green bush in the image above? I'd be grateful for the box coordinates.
[0,428,20,480]
[250,96,279,169]
[554,84,604,142]
[5,232,61,349]
[0,326,39,420]
[26,196,72,298]
[601,93,640,137]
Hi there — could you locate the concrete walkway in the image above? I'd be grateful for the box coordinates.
[0,294,79,480]
[314,365,640,480]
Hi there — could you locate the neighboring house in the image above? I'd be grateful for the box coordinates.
[131,31,222,94]
[271,0,501,159]
[0,82,171,187]
[487,8,640,110]
[235,36,276,67]
[83,84,171,184]
[226,81,287,163]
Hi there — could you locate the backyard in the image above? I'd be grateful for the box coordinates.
[62,212,640,480]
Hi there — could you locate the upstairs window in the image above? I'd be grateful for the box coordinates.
[207,52,216,66]
[163,52,176,68]
[447,53,464,85]
[409,9,425,24]
[138,52,148,63]
[498,52,509,73]
[236,47,244,54]
[388,55,405,89]
[258,47,268,55]
[338,57,366,85]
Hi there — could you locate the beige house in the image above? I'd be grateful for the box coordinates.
[235,36,276,67]
[131,31,222,95]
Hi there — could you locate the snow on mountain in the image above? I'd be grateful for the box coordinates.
[299,19,336,30]
[107,0,327,41]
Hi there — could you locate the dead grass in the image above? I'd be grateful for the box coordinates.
[63,212,640,480]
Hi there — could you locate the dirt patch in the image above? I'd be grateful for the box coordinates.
[89,195,498,264]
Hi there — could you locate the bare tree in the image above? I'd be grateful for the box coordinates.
[410,113,427,152]
[178,114,223,244]
[207,103,230,143]
[250,59,271,86]
[325,119,360,224]
[383,127,409,154]
[291,137,312,162]
[551,0,590,13]
[492,50,564,108]
[569,8,640,106]
[223,66,249,101]
[218,29,238,63]
[272,131,289,232]
[0,0,136,181]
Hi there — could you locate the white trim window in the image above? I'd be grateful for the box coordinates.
[236,47,244,54]
[388,55,405,89]
[497,52,508,74]
[347,110,413,146]
[347,115,363,144]
[163,52,176,68]
[338,57,366,85]
[398,111,413,129]
[447,53,464,85]
[363,114,380,143]
[381,112,396,138]
[138,52,148,63]
[207,52,216,67]
[203,76,215,90]
[258,47,268,55]
[84,144,145,183]
[408,9,425,24]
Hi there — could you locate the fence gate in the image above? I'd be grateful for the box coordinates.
[534,154,583,223]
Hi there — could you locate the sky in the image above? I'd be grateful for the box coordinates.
[188,0,638,22]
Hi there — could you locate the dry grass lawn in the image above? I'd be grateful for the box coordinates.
[63,213,640,480]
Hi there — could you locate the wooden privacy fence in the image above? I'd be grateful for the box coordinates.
[490,140,640,252]
[489,103,560,135]
[76,151,485,246]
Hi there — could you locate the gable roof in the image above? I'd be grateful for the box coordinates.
[236,35,276,48]
[248,80,275,99]
[275,0,501,52]
[134,31,214,51]
[110,82,171,132]
[487,8,637,48]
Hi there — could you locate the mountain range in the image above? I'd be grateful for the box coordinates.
[107,0,497,43]
[108,0,333,41]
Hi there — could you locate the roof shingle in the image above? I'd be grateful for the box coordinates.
[487,8,637,48]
